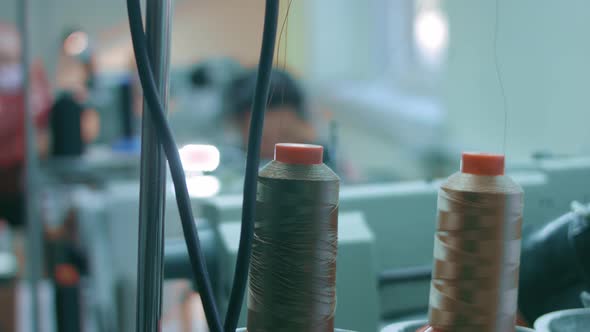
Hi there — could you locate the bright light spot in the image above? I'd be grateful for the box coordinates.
[64,31,89,56]
[186,175,221,198]
[179,144,220,172]
[414,10,449,62]
[0,253,16,276]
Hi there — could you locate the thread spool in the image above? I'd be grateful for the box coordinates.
[421,152,524,332]
[247,143,339,332]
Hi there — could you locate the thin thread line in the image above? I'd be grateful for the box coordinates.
[282,0,291,106]
[268,0,291,106]
[494,0,508,155]
[271,0,293,142]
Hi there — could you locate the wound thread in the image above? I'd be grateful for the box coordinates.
[247,156,339,332]
[427,155,523,332]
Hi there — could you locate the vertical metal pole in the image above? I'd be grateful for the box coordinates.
[135,0,172,330]
[19,0,42,331]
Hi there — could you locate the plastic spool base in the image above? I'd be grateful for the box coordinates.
[534,308,590,332]
[380,320,536,332]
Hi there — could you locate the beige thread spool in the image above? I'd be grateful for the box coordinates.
[423,153,524,332]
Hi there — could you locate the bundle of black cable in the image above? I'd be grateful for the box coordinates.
[247,143,339,332]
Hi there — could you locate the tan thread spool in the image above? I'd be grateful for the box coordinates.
[424,153,524,332]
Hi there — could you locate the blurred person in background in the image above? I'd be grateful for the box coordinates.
[50,31,100,157]
[224,69,329,162]
[0,22,52,227]
[169,57,242,145]
[223,68,360,181]
[111,63,142,152]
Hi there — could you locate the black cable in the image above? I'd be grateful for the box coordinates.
[224,1,279,331]
[128,0,279,329]
[126,1,223,331]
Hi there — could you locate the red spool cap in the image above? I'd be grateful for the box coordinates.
[55,264,80,287]
[461,152,505,176]
[274,143,323,165]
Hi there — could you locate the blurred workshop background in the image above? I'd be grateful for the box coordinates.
[1,0,590,331]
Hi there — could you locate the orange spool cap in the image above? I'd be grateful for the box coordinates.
[461,152,505,176]
[274,143,323,165]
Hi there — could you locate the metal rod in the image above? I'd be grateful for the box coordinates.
[18,0,42,330]
[135,0,172,330]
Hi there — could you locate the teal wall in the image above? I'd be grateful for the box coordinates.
[442,0,590,161]
[307,0,376,81]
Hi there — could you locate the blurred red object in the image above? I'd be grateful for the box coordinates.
[54,263,80,287]
[0,60,52,193]
[516,312,530,327]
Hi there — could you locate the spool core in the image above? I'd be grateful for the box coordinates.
[274,143,323,165]
[461,152,505,176]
